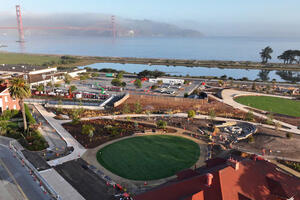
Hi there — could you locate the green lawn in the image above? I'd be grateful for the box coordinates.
[97,135,200,180]
[235,96,300,117]
[0,52,61,65]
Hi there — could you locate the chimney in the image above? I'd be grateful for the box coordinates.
[227,158,240,171]
[205,173,213,187]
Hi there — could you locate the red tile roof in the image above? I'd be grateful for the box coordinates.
[134,159,300,200]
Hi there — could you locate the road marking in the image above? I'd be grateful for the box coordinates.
[0,158,29,200]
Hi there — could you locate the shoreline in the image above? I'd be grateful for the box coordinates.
[1,51,300,71]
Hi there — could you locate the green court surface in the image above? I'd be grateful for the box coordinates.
[235,96,300,117]
[97,135,200,180]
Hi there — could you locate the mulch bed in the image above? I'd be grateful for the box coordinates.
[63,119,158,148]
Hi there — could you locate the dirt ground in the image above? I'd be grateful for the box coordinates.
[134,117,213,134]
[62,119,159,148]
[233,126,300,160]
[247,107,300,127]
[116,94,208,113]
[116,95,269,124]
[45,107,110,118]
[54,159,117,200]
[273,115,300,127]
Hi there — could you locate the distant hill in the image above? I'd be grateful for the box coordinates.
[0,13,203,38]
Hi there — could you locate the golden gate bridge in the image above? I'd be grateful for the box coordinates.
[0,5,117,42]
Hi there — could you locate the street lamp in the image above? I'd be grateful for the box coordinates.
[42,74,47,93]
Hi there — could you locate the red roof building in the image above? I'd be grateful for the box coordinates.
[134,158,300,200]
[0,83,20,113]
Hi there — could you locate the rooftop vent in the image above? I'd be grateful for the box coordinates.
[205,173,213,187]
[227,158,240,171]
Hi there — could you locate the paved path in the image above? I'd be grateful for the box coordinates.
[221,89,300,134]
[34,104,86,166]
[81,112,293,135]
[40,168,85,200]
[31,105,67,154]
[0,145,51,200]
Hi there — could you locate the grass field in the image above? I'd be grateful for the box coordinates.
[0,52,61,65]
[235,96,300,117]
[97,135,200,180]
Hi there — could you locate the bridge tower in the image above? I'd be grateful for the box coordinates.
[111,15,116,39]
[16,5,25,42]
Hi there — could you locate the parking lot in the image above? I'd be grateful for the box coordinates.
[70,76,200,98]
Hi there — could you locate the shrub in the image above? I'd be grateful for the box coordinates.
[151,84,158,90]
[122,103,131,114]
[70,108,83,125]
[134,79,142,88]
[0,109,20,120]
[184,93,189,98]
[121,82,127,87]
[286,133,292,139]
[266,114,274,125]
[24,104,36,125]
[135,102,142,114]
[69,85,77,93]
[64,74,71,84]
[91,72,99,77]
[111,78,122,86]
[244,111,254,122]
[157,120,167,129]
[209,110,216,121]
[248,135,255,143]
[278,160,300,172]
[187,110,196,118]
[82,124,95,136]
[117,72,124,79]
[36,84,44,92]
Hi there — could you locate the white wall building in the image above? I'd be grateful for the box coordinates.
[149,78,185,85]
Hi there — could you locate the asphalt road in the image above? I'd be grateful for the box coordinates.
[0,145,51,200]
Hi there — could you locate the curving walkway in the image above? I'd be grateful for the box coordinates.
[221,89,300,135]
[34,104,86,166]
[82,123,207,193]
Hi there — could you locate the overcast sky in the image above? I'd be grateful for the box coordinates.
[1,0,300,37]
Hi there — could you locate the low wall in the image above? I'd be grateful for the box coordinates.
[45,104,104,110]
[133,94,206,105]
[114,93,130,108]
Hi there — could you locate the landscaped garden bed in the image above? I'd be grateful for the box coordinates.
[0,105,48,151]
[97,135,200,180]
[278,160,300,172]
[62,119,161,148]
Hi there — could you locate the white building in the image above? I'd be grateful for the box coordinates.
[149,78,185,85]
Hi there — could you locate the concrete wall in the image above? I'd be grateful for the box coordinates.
[28,67,57,75]
[45,103,104,110]
[68,69,87,78]
[114,93,130,108]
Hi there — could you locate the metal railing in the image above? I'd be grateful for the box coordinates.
[9,139,61,200]
[25,98,102,106]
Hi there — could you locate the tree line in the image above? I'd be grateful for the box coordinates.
[260,46,300,64]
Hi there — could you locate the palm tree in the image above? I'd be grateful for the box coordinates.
[9,78,31,132]
[260,46,273,64]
